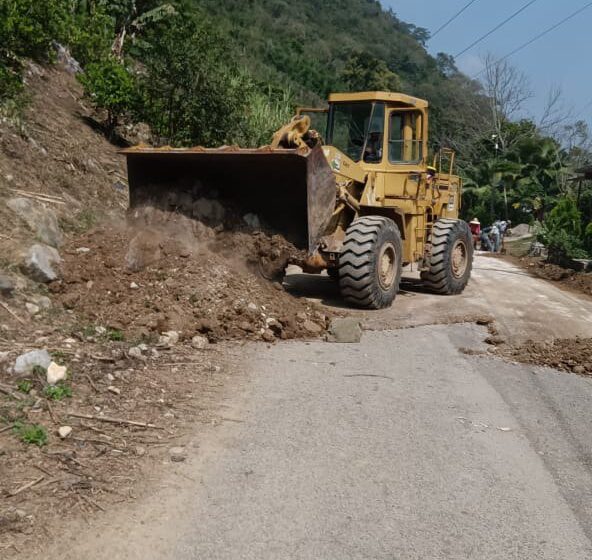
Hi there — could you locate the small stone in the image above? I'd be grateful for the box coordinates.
[63,338,77,344]
[135,446,146,457]
[0,273,15,297]
[107,385,120,395]
[13,349,52,376]
[327,317,363,343]
[95,326,107,335]
[302,320,322,335]
[262,329,276,342]
[130,282,139,289]
[158,331,180,346]
[46,362,67,385]
[106,373,115,382]
[191,335,209,350]
[25,303,40,315]
[573,365,585,374]
[128,346,145,360]
[0,351,9,364]
[169,447,186,462]
[76,247,90,254]
[32,296,52,310]
[296,312,308,322]
[58,426,72,439]
[247,302,258,312]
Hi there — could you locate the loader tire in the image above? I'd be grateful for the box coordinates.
[421,219,473,295]
[339,216,402,309]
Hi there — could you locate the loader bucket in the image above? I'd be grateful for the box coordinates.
[122,144,336,253]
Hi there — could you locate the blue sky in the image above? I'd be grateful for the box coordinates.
[384,0,592,127]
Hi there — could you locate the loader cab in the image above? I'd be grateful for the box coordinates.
[325,92,429,169]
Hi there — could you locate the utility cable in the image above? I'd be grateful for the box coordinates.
[431,0,482,39]
[473,1,592,78]
[454,0,540,58]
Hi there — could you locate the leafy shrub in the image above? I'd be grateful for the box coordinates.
[539,198,588,261]
[13,422,48,446]
[43,383,72,401]
[79,58,137,131]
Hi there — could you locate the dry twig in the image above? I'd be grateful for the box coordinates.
[68,412,160,429]
[0,301,25,324]
[8,475,44,497]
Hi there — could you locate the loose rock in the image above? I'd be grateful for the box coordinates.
[13,349,52,376]
[46,362,67,385]
[21,244,62,283]
[7,197,63,248]
[191,335,209,350]
[158,331,180,346]
[302,319,322,335]
[327,317,363,343]
[0,273,15,297]
[25,303,40,315]
[58,426,73,439]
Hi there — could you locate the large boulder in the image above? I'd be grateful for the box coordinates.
[13,349,52,376]
[7,197,63,248]
[21,244,62,283]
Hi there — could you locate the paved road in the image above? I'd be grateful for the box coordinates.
[46,257,592,559]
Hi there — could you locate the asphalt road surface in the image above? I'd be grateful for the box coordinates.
[45,256,592,559]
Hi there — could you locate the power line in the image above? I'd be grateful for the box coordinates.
[431,0,482,39]
[454,0,540,58]
[473,1,592,78]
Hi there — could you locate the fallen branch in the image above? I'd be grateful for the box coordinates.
[0,301,25,324]
[0,383,23,401]
[0,425,13,433]
[68,412,160,429]
[84,374,100,393]
[8,475,44,497]
[79,494,106,512]
[8,187,66,205]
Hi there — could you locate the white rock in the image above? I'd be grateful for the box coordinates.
[32,296,52,310]
[108,385,121,395]
[158,331,180,346]
[46,361,67,385]
[58,426,72,439]
[247,302,258,312]
[13,349,52,375]
[191,335,209,350]
[130,282,139,289]
[95,326,107,335]
[63,338,77,344]
[106,373,115,382]
[25,303,40,315]
[128,346,145,360]
[21,244,62,283]
[76,247,90,254]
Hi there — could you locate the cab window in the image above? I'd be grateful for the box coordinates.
[389,111,423,163]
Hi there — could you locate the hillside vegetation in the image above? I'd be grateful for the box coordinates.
[1,0,591,257]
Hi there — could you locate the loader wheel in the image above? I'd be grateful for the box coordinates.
[339,216,402,309]
[421,219,473,295]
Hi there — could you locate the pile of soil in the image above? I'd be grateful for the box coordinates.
[50,212,331,343]
[502,337,592,375]
[518,257,592,297]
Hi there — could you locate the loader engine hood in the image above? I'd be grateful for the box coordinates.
[122,144,336,254]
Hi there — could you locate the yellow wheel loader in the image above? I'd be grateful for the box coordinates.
[123,91,473,309]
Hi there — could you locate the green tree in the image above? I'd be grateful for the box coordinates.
[79,58,137,131]
[135,13,249,146]
[340,52,400,92]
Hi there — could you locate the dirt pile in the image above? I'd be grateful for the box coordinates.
[518,257,592,297]
[50,211,331,343]
[502,337,592,375]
